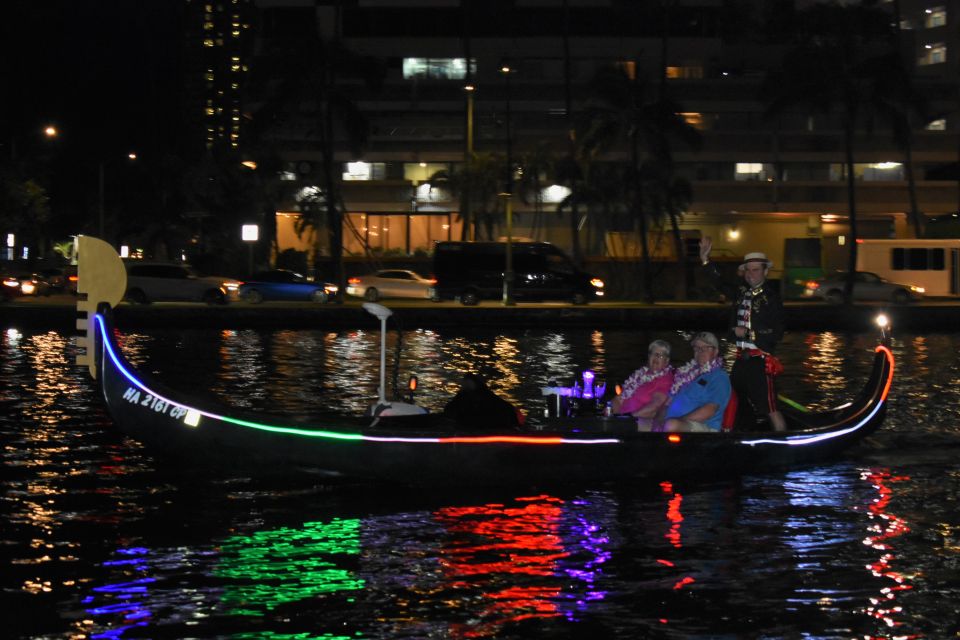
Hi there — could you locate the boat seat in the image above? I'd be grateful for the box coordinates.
[721,391,738,432]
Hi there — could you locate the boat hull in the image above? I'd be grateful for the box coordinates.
[91,308,894,486]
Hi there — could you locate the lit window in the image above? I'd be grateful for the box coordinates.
[925,7,947,28]
[541,184,572,203]
[680,112,705,130]
[203,38,215,47]
[919,42,947,65]
[342,162,386,181]
[402,58,473,80]
[665,65,704,79]
[616,60,636,80]
[926,118,947,130]
[735,163,773,181]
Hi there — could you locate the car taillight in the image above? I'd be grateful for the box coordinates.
[804,281,820,290]
[347,277,360,285]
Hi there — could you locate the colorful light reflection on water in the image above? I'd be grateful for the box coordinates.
[3,325,960,638]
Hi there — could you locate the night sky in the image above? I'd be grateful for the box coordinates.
[2,1,184,159]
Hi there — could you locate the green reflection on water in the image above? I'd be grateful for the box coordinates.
[215,518,364,616]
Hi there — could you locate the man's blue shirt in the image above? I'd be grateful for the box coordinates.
[664,367,731,430]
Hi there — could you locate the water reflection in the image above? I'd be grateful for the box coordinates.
[4,324,960,638]
[859,468,912,634]
[79,493,612,639]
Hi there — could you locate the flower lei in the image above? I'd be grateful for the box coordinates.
[620,366,673,401]
[669,357,724,396]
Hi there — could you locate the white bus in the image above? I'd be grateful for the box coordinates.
[855,239,960,296]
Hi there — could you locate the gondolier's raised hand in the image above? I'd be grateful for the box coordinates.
[699,237,712,265]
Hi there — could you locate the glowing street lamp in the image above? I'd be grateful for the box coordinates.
[242,224,259,276]
[500,64,515,306]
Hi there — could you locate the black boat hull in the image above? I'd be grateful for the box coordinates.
[91,307,894,486]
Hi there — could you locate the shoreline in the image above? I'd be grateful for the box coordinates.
[2,294,955,332]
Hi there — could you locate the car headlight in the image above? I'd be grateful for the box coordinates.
[590,278,604,289]
[325,284,339,294]
[910,286,924,294]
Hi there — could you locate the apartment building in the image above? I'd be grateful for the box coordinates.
[248,0,960,274]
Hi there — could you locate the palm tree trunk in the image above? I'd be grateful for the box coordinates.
[843,119,859,305]
[633,146,654,303]
[902,128,924,237]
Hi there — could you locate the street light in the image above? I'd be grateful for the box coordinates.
[242,224,259,276]
[500,65,515,306]
[463,83,475,242]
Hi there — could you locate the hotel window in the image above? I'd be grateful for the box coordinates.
[680,112,707,130]
[831,162,904,181]
[925,7,947,28]
[666,65,704,79]
[402,58,474,80]
[342,162,386,181]
[403,162,448,183]
[735,163,774,181]
[919,42,947,65]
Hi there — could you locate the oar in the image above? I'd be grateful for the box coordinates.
[778,394,809,413]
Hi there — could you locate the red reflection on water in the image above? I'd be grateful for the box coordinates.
[657,481,695,606]
[860,468,916,639]
[435,494,567,637]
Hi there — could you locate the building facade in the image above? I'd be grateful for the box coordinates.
[247,0,960,282]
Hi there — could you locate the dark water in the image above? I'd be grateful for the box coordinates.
[2,323,960,639]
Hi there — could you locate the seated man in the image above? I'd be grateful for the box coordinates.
[658,332,731,433]
[443,373,521,430]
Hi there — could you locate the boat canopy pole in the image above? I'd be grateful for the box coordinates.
[363,302,393,407]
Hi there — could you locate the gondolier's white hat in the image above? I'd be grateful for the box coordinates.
[738,251,773,271]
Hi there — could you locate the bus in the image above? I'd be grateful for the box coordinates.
[855,239,960,296]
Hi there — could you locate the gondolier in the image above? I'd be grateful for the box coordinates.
[699,238,787,432]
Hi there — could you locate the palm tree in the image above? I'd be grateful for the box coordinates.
[429,152,506,241]
[245,2,384,296]
[577,61,701,301]
[763,1,905,304]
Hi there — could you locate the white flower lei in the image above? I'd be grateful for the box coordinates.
[621,365,673,400]
[669,357,724,397]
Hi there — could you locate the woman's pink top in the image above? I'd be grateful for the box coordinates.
[618,371,674,416]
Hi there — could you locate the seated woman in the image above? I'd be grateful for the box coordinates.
[658,332,731,433]
[611,339,674,429]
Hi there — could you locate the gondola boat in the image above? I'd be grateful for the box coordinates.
[74,236,894,487]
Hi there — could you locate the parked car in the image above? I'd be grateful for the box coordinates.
[238,269,338,303]
[123,262,241,305]
[803,271,925,304]
[346,269,436,301]
[1,272,51,297]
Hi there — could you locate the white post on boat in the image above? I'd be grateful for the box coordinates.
[363,302,393,407]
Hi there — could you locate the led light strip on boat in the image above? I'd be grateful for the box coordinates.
[740,344,894,447]
[96,314,620,446]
